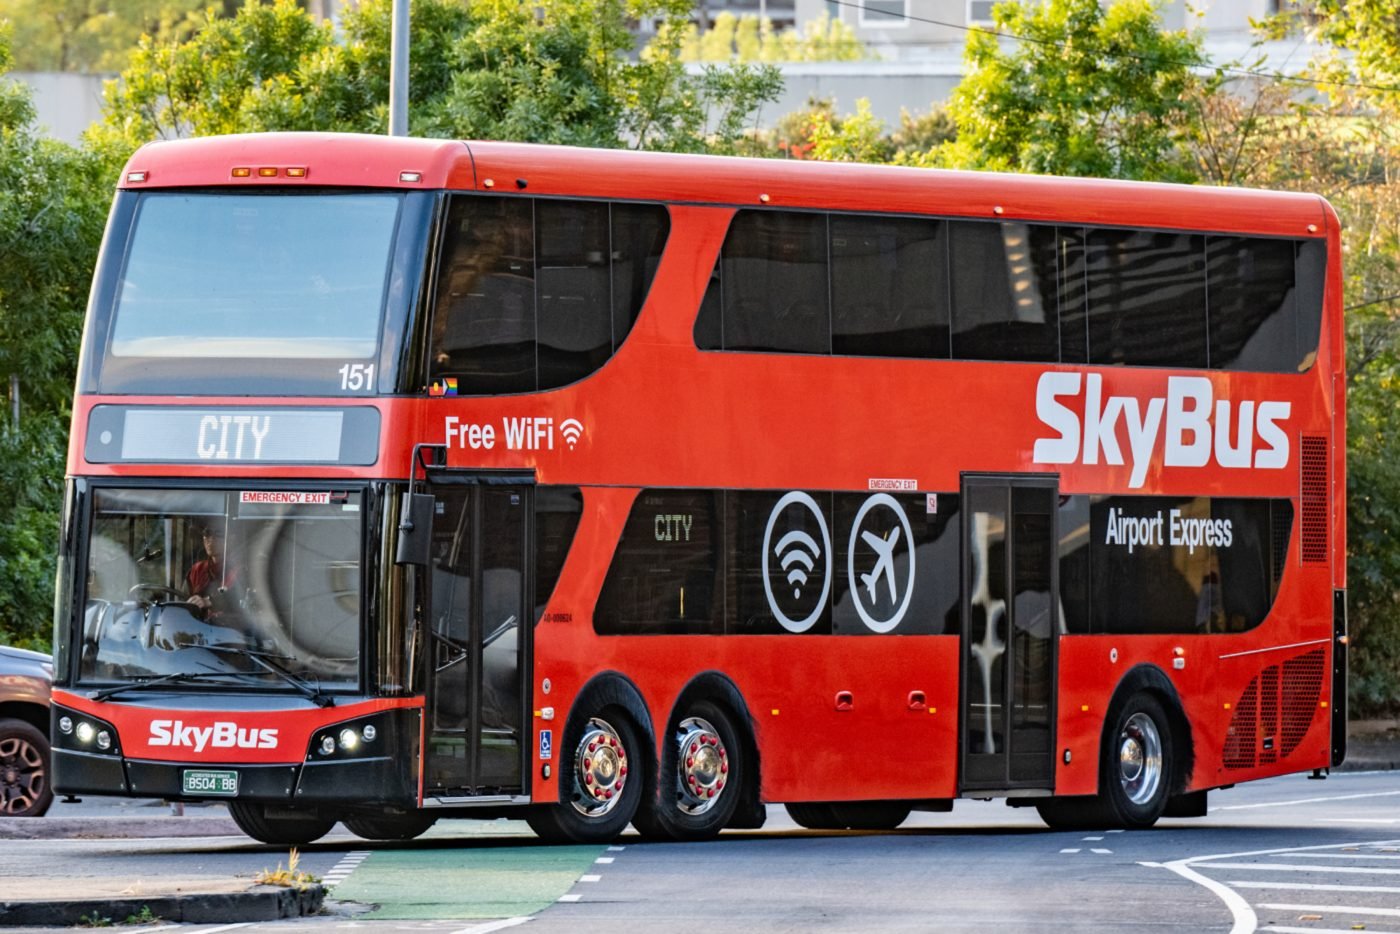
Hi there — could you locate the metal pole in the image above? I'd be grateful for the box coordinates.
[388,0,409,136]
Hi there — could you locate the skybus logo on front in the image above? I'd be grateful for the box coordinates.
[149,720,279,753]
[1031,372,1292,488]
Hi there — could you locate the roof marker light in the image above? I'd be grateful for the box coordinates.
[993,205,1005,215]
[232,167,252,178]
[285,166,308,178]
[258,167,279,177]
[758,193,771,203]
[399,171,422,183]
[126,171,148,183]
[483,178,496,188]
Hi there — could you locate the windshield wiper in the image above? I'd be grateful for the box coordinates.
[90,670,236,702]
[204,644,336,708]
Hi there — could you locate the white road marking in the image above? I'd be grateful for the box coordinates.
[595,857,615,864]
[1262,927,1400,934]
[188,924,253,934]
[448,918,532,934]
[1229,881,1400,893]
[1212,790,1400,812]
[579,874,602,883]
[322,849,371,887]
[1200,862,1400,876]
[557,894,582,903]
[1317,818,1400,825]
[1280,853,1400,860]
[1141,860,1256,934]
[607,846,626,852]
[1060,848,1080,854]
[1083,836,1104,841]
[1259,903,1400,918]
[1091,849,1113,854]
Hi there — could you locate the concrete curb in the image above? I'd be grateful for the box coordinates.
[0,884,325,927]
[0,817,242,840]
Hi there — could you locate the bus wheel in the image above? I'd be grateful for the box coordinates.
[638,701,743,841]
[343,811,437,841]
[827,802,911,830]
[1102,693,1172,829]
[785,802,843,830]
[227,801,335,845]
[526,712,640,844]
[0,719,52,817]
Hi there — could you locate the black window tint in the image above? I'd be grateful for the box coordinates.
[594,490,723,635]
[1057,495,1091,633]
[1294,238,1326,370]
[1087,230,1207,368]
[537,201,611,389]
[1044,226,1088,364]
[431,196,536,394]
[718,211,830,354]
[727,490,832,634]
[534,486,583,622]
[1211,498,1273,633]
[831,214,949,358]
[831,492,960,635]
[951,221,1059,362]
[611,203,670,352]
[1208,236,1298,373]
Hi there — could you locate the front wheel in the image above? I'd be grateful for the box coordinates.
[1103,693,1172,829]
[526,712,641,844]
[343,811,437,841]
[227,801,335,845]
[635,701,743,841]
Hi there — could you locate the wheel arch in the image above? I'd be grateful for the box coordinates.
[0,703,49,737]
[1104,664,1195,797]
[664,671,764,829]
[554,671,657,806]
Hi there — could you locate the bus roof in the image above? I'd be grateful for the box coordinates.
[119,131,1332,238]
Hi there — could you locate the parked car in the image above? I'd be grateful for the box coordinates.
[0,645,52,816]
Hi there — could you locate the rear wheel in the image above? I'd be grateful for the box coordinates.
[227,802,335,845]
[526,712,641,844]
[785,802,842,830]
[786,801,910,831]
[0,719,52,817]
[343,811,437,841]
[635,701,743,841]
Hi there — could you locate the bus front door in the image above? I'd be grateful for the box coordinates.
[423,481,531,799]
[959,476,1057,794]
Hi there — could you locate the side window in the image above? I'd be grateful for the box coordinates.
[950,221,1059,363]
[701,210,830,355]
[1087,229,1207,368]
[1294,238,1326,370]
[594,490,724,635]
[536,201,611,390]
[431,196,536,394]
[534,486,583,622]
[1043,226,1088,364]
[831,214,949,358]
[429,196,669,394]
[1207,236,1298,373]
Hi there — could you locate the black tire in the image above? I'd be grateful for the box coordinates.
[634,700,744,841]
[1100,692,1173,829]
[1034,796,1110,831]
[342,811,437,841]
[526,710,642,844]
[227,801,335,845]
[786,801,909,831]
[827,802,911,830]
[0,718,52,817]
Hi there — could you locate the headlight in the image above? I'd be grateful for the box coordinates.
[76,722,95,744]
[338,728,358,752]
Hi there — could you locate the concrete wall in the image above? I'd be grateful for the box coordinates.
[12,72,109,146]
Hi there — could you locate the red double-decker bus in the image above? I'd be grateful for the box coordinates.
[51,132,1345,845]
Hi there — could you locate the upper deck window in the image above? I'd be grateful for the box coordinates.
[83,189,428,396]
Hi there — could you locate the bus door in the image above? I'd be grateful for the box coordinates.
[959,476,1058,793]
[422,476,532,798]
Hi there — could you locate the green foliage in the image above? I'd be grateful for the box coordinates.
[933,0,1206,180]
[765,96,953,164]
[92,0,782,156]
[0,0,209,73]
[0,27,108,650]
[675,13,868,63]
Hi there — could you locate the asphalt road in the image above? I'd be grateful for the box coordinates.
[6,770,1400,933]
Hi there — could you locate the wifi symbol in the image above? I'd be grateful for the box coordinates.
[774,530,821,599]
[560,418,584,450]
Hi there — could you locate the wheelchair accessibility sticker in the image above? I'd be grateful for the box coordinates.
[539,729,553,761]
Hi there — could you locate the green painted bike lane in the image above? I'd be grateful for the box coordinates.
[328,825,605,920]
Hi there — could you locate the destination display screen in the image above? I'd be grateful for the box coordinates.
[84,405,380,465]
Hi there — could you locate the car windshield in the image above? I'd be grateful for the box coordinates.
[80,487,363,691]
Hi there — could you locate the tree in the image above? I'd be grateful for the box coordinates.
[675,12,868,63]
[0,27,109,648]
[932,0,1207,180]
[92,0,782,156]
[0,0,211,73]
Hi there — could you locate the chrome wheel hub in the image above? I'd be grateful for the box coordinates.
[571,718,628,817]
[1117,712,1162,806]
[676,717,728,816]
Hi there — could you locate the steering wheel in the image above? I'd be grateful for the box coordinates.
[129,583,186,603]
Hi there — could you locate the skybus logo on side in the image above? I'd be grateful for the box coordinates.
[149,720,279,753]
[1032,372,1292,489]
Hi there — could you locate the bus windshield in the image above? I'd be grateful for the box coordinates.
[80,487,363,691]
[91,191,408,395]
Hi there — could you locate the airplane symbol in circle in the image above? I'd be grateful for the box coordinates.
[859,527,902,604]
